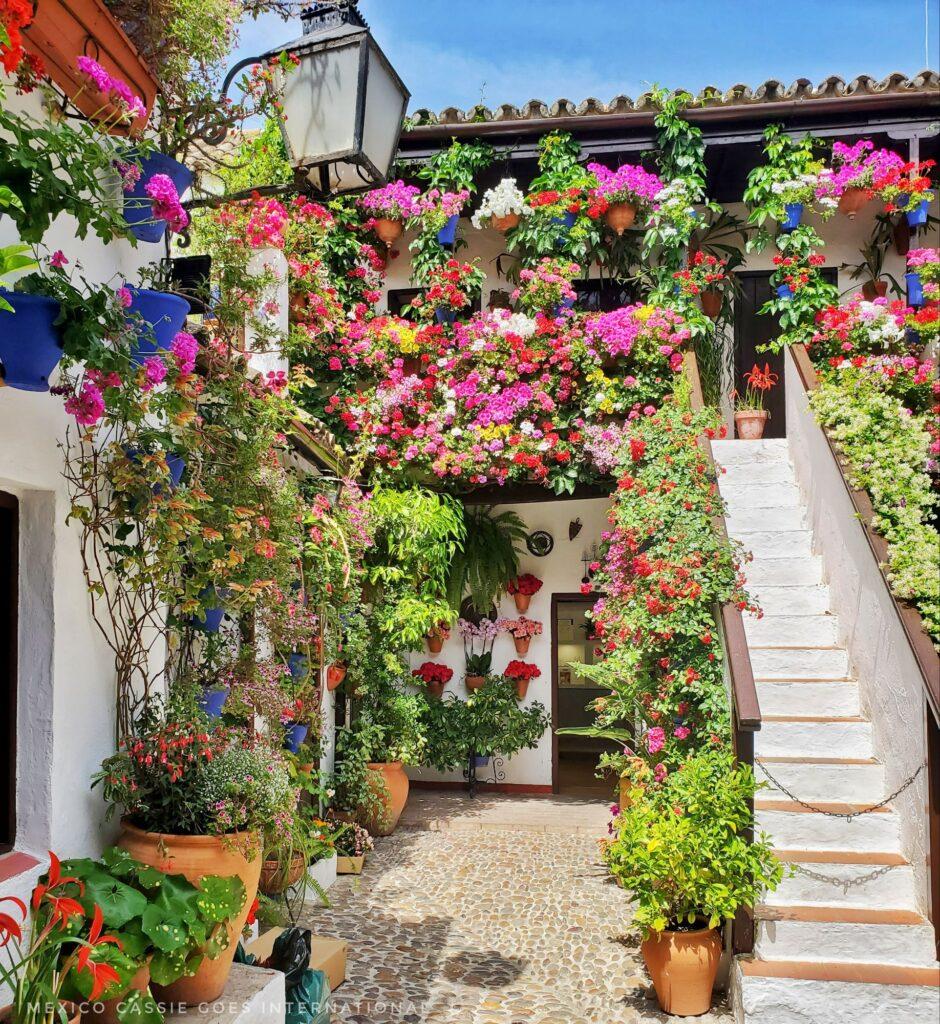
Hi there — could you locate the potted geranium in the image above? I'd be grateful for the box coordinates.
[507,574,543,613]
[587,160,664,234]
[426,622,451,654]
[874,158,935,227]
[358,180,423,245]
[503,660,541,700]
[458,617,498,689]
[471,178,530,233]
[410,259,485,325]
[604,752,782,1017]
[498,616,543,656]
[906,247,939,307]
[512,257,579,316]
[418,188,470,245]
[672,252,728,320]
[816,140,905,219]
[412,661,454,699]
[733,363,778,439]
[333,821,374,875]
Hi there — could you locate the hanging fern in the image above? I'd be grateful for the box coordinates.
[447,506,527,614]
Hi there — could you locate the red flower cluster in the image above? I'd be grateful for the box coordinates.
[412,661,454,685]
[874,159,936,211]
[125,719,215,784]
[507,573,543,596]
[0,0,39,74]
[527,187,582,214]
[772,253,825,292]
[673,251,728,296]
[503,660,542,681]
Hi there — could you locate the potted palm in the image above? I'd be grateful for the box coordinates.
[605,752,782,1017]
[733,363,778,440]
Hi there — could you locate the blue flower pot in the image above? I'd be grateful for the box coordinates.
[906,200,929,227]
[125,288,190,364]
[472,754,490,768]
[781,202,803,232]
[123,152,193,243]
[0,291,63,392]
[906,271,924,307]
[436,214,459,246]
[550,210,576,247]
[905,327,921,349]
[288,653,309,679]
[435,307,457,326]
[283,723,309,753]
[197,687,229,720]
[776,283,794,300]
[125,447,186,494]
[191,586,230,633]
[552,296,576,316]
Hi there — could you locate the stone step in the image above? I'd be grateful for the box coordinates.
[745,615,840,648]
[744,557,823,587]
[167,963,286,1022]
[711,438,790,465]
[756,680,859,717]
[750,647,849,679]
[734,530,815,558]
[756,758,885,803]
[753,910,937,967]
[733,960,940,1024]
[727,506,806,534]
[747,585,831,616]
[722,483,802,509]
[757,718,872,759]
[719,460,796,485]
[756,807,902,853]
[766,861,920,911]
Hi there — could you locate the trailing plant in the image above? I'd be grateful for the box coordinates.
[446,506,526,612]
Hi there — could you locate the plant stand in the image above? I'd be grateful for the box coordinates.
[462,752,507,798]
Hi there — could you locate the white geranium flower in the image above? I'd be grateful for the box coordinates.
[472,178,531,227]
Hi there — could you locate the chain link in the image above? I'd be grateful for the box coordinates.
[758,761,926,820]
[789,861,897,895]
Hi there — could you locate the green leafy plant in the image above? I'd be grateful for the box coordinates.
[413,139,494,194]
[446,505,526,613]
[0,242,36,309]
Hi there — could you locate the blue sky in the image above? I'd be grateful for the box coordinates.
[235,0,938,114]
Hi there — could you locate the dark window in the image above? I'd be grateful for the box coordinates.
[0,491,17,852]
[574,278,637,312]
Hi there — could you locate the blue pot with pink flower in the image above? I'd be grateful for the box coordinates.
[776,283,794,300]
[906,271,924,307]
[0,291,64,392]
[122,152,194,243]
[283,723,309,753]
[437,214,460,246]
[125,288,190,364]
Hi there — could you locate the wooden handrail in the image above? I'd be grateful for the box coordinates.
[791,344,940,726]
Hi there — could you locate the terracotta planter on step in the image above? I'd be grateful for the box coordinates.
[512,593,531,613]
[118,821,261,1004]
[86,964,151,1024]
[734,410,768,440]
[700,290,722,320]
[838,187,870,219]
[605,202,637,235]
[327,662,347,691]
[513,635,531,656]
[490,212,521,233]
[337,854,365,875]
[641,925,722,1016]
[363,761,410,837]
[373,218,404,245]
[861,279,888,300]
[465,674,485,691]
[259,851,307,896]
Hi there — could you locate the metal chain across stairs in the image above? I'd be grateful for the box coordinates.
[789,861,898,894]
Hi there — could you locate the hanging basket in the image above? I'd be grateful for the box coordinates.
[373,218,404,245]
[124,288,190,364]
[490,212,521,233]
[838,187,870,219]
[0,291,63,392]
[604,202,637,235]
[123,152,194,243]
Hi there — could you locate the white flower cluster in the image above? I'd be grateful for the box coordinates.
[472,178,530,227]
[493,310,537,338]
[856,301,907,350]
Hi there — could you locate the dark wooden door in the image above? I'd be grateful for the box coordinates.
[0,492,17,853]
[733,273,787,438]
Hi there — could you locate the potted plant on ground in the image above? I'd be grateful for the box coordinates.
[733,363,778,440]
[333,821,374,875]
[587,160,665,235]
[498,616,543,656]
[458,617,498,690]
[464,678,550,772]
[506,574,543,613]
[503,659,542,700]
[411,661,454,699]
[471,178,530,233]
[357,180,423,245]
[604,751,782,1017]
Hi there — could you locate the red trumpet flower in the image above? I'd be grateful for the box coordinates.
[76,905,123,1000]
[0,895,26,948]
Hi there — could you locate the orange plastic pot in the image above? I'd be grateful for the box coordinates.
[512,593,532,613]
[513,635,531,656]
[838,187,870,219]
[700,290,722,320]
[734,410,768,440]
[373,218,404,245]
[605,202,637,235]
[327,662,347,691]
[641,925,722,1016]
[118,822,261,1004]
[363,762,409,837]
[465,674,485,691]
[490,212,521,233]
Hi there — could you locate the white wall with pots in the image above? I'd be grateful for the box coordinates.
[406,495,611,790]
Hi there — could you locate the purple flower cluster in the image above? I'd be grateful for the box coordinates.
[145,173,189,233]
[815,140,905,199]
[359,180,423,220]
[588,161,664,205]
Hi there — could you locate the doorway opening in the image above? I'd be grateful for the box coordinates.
[551,595,618,797]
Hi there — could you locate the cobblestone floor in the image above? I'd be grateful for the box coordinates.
[302,792,732,1024]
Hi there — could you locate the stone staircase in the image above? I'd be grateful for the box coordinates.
[712,438,940,1024]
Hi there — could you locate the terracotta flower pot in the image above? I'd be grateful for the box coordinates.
[605,202,637,235]
[490,212,521,233]
[86,964,151,1024]
[425,679,447,699]
[363,762,409,837]
[118,821,261,1005]
[465,674,486,691]
[734,410,768,440]
[258,851,307,895]
[513,635,531,656]
[427,635,444,654]
[337,854,365,875]
[373,218,404,245]
[513,593,532,613]
[838,187,870,219]
[700,290,722,320]
[861,279,888,300]
[1,1005,81,1024]
[641,925,722,1016]
[893,216,911,256]
[327,662,347,691]
[512,678,529,701]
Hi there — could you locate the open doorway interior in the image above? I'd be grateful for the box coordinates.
[554,598,619,797]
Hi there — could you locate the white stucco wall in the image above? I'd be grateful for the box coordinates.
[406,495,611,789]
[784,347,932,914]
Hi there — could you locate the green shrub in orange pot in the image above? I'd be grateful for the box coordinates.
[604,751,782,1017]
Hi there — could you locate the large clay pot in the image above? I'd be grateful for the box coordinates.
[491,212,521,233]
[258,852,307,896]
[512,593,531,613]
[373,218,403,245]
[512,678,529,701]
[838,187,870,219]
[118,822,261,1004]
[513,635,531,656]
[605,202,637,235]
[1,1006,81,1024]
[734,410,768,440]
[641,925,722,1016]
[465,674,485,691]
[700,290,722,320]
[363,762,409,837]
[87,964,151,1024]
[861,279,888,301]
[427,634,444,654]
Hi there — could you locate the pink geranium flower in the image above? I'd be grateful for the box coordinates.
[145,174,189,233]
[64,381,105,426]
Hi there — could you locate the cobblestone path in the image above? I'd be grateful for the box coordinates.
[302,792,732,1024]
